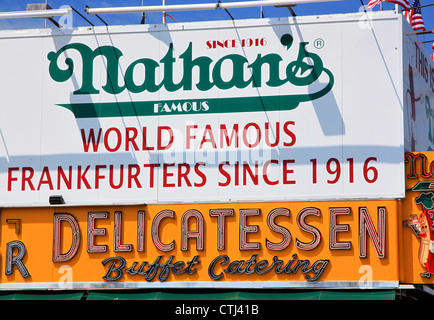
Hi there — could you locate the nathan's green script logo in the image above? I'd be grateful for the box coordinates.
[48,34,334,118]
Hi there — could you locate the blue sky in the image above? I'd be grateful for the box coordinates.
[0,0,433,52]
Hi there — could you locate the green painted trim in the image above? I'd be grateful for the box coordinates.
[85,290,395,300]
[0,291,84,300]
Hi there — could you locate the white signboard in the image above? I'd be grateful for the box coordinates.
[0,11,405,206]
[403,18,434,152]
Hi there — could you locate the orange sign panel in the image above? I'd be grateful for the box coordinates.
[0,201,400,289]
[402,152,434,283]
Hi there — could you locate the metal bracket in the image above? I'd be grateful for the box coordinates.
[6,219,21,235]
[27,3,61,28]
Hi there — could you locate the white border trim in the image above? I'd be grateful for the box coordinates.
[0,281,400,290]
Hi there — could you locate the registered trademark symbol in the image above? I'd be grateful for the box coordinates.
[314,38,325,49]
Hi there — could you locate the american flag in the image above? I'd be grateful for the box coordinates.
[368,0,409,9]
[404,0,426,32]
[367,0,381,8]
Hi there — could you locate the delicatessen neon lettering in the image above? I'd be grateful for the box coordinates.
[47,205,387,282]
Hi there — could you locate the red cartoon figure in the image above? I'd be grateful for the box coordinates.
[404,192,434,278]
